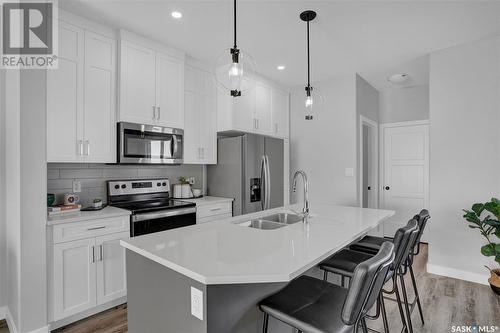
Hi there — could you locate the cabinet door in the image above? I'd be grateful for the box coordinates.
[119,41,156,125]
[271,88,289,138]
[183,89,201,163]
[199,71,217,164]
[53,238,96,320]
[255,83,273,134]
[84,31,116,163]
[47,21,84,162]
[96,232,128,305]
[233,88,255,132]
[156,52,184,129]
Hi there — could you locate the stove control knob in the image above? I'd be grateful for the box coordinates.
[157,182,161,187]
[114,185,120,190]
[121,184,126,189]
[162,182,167,186]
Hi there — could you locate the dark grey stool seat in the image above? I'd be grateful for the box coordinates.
[260,276,352,333]
[259,242,395,333]
[349,236,386,255]
[319,249,373,277]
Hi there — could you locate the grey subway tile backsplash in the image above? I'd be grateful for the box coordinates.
[47,163,203,207]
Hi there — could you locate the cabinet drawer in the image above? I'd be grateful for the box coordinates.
[196,202,232,219]
[197,212,232,224]
[52,216,129,244]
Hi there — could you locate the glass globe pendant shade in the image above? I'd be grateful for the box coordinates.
[215,48,256,96]
[304,86,324,117]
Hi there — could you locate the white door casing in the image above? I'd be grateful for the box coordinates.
[380,120,429,239]
[358,116,379,209]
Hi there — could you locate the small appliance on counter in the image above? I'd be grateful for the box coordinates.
[107,178,196,237]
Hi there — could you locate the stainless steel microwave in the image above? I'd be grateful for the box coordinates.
[117,122,183,164]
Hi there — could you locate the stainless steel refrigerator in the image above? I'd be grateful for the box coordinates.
[207,134,284,216]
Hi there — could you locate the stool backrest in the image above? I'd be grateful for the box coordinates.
[414,209,430,249]
[341,242,395,326]
[399,219,420,271]
[392,219,419,270]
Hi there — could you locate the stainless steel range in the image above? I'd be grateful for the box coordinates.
[107,179,196,237]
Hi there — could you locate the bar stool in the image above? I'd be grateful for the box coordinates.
[259,242,395,333]
[319,219,418,333]
[350,210,430,330]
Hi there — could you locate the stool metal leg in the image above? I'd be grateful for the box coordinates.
[393,278,408,333]
[379,293,390,333]
[262,313,269,333]
[409,265,424,325]
[341,275,346,288]
[361,318,369,333]
[399,274,414,333]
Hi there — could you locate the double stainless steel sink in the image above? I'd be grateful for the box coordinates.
[236,212,305,230]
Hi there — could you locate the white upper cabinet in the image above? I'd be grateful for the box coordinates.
[47,18,116,163]
[156,52,184,128]
[119,41,156,124]
[84,31,116,163]
[217,77,289,139]
[184,65,217,164]
[118,31,185,129]
[271,88,290,138]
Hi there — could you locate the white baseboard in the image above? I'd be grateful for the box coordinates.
[0,306,49,333]
[427,263,489,286]
[4,307,18,333]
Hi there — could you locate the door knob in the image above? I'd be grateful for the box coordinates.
[367,186,371,190]
[385,186,390,190]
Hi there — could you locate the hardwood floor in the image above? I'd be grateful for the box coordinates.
[1,245,495,333]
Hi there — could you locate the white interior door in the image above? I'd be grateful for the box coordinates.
[381,121,429,239]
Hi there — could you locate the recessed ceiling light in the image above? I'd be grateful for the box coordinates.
[171,11,182,19]
[277,65,286,71]
[387,73,410,84]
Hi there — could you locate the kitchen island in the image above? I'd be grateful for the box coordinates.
[120,204,394,333]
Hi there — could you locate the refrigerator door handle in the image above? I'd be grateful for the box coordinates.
[265,155,271,210]
[260,155,266,210]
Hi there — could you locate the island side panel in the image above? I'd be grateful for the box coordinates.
[126,250,208,333]
[207,282,296,333]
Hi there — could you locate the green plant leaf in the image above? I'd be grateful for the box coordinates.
[468,225,480,229]
[492,198,500,204]
[483,219,500,228]
[481,244,496,257]
[463,210,480,224]
[495,230,500,239]
[472,203,485,216]
[484,201,500,219]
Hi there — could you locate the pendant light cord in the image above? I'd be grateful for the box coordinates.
[306,21,311,88]
[233,0,237,49]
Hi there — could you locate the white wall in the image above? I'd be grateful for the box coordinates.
[0,70,6,310]
[428,37,500,284]
[379,85,429,124]
[290,74,358,206]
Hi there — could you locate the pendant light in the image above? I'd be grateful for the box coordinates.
[215,0,256,97]
[300,10,322,118]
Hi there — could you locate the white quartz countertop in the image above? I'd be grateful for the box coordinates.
[120,204,394,285]
[178,196,234,206]
[47,206,131,225]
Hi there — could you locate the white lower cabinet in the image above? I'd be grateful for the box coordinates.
[53,238,97,320]
[196,201,233,224]
[50,217,129,322]
[96,232,128,304]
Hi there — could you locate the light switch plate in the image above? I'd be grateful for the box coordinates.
[345,168,354,177]
[191,287,203,320]
[72,180,81,193]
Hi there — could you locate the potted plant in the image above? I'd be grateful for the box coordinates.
[463,198,500,294]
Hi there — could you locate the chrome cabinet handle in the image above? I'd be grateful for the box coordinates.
[201,147,204,159]
[99,244,103,261]
[256,119,259,129]
[210,207,221,212]
[275,123,278,133]
[87,226,106,231]
[78,140,83,156]
[152,106,156,119]
[91,246,95,263]
[85,140,90,156]
[157,106,161,120]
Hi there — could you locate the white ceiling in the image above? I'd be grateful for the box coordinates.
[60,0,500,91]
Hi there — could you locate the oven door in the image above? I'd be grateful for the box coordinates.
[119,122,183,164]
[131,207,196,237]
